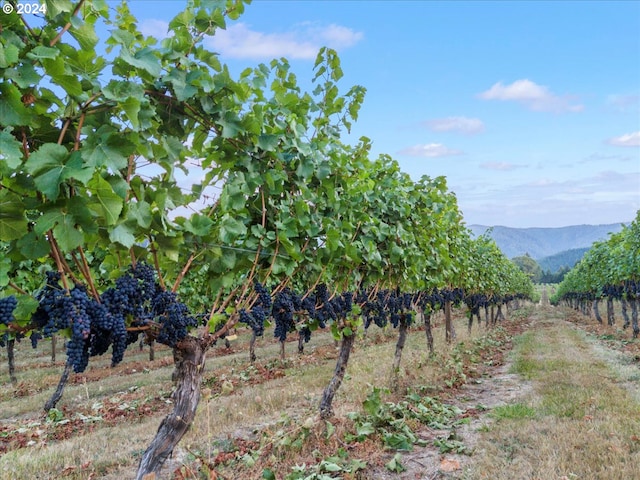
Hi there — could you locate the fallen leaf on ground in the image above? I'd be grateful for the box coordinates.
[440,458,461,472]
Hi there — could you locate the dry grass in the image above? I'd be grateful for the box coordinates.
[466,306,640,480]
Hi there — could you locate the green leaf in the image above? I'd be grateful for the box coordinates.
[184,214,213,236]
[320,461,342,472]
[88,175,124,225]
[109,223,136,248]
[362,388,382,416]
[257,134,280,151]
[53,215,84,252]
[0,43,20,68]
[81,127,133,171]
[385,453,406,473]
[219,216,247,244]
[355,422,375,437]
[121,96,141,130]
[262,469,276,480]
[127,201,152,228]
[44,0,73,17]
[0,258,10,288]
[27,46,59,60]
[0,129,23,169]
[13,296,39,323]
[218,111,242,138]
[102,80,145,101]
[0,82,32,126]
[165,69,198,101]
[41,56,83,97]
[4,63,41,88]
[25,146,92,199]
[69,21,99,50]
[0,190,27,241]
[119,47,161,77]
[207,313,227,334]
[17,231,50,259]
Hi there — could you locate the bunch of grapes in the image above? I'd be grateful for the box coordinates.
[0,296,17,326]
[273,288,300,342]
[155,298,196,348]
[238,281,271,337]
[30,331,42,349]
[53,286,94,373]
[0,296,18,349]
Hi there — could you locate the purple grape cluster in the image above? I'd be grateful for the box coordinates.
[238,282,271,337]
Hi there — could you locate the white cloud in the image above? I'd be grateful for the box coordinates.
[480,162,524,171]
[205,22,363,60]
[398,143,463,158]
[478,79,583,113]
[140,19,171,39]
[458,171,639,227]
[581,153,634,164]
[606,94,640,113]
[425,116,484,135]
[606,131,640,147]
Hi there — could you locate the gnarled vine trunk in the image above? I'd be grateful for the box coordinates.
[621,298,630,329]
[51,334,56,364]
[44,360,72,411]
[7,338,17,385]
[444,300,455,343]
[390,317,408,392]
[319,332,355,419]
[249,330,258,363]
[630,299,638,338]
[423,310,434,354]
[606,297,615,326]
[136,336,206,480]
[592,299,603,324]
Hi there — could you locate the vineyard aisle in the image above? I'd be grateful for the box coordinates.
[436,305,640,480]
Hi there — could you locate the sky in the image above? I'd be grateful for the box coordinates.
[111,1,638,227]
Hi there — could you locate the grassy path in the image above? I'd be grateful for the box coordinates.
[465,306,640,480]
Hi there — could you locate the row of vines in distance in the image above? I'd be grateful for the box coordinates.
[552,211,640,335]
[0,0,534,477]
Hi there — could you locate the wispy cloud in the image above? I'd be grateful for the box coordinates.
[606,94,640,113]
[478,79,583,113]
[398,143,463,158]
[140,19,171,39]
[581,153,634,164]
[425,116,484,135]
[205,22,363,60]
[606,131,640,147]
[459,171,639,227]
[480,162,525,171]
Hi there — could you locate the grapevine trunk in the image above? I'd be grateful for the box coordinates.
[390,318,408,391]
[44,361,72,411]
[136,336,206,480]
[319,332,355,419]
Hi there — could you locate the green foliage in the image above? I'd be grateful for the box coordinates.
[512,254,543,283]
[346,386,466,453]
[552,210,639,304]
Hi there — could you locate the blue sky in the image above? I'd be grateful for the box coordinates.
[131,1,637,227]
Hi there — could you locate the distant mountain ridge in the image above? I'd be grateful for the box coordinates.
[537,247,591,273]
[468,223,626,261]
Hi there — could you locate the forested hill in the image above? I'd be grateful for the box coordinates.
[537,247,590,273]
[468,223,626,260]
